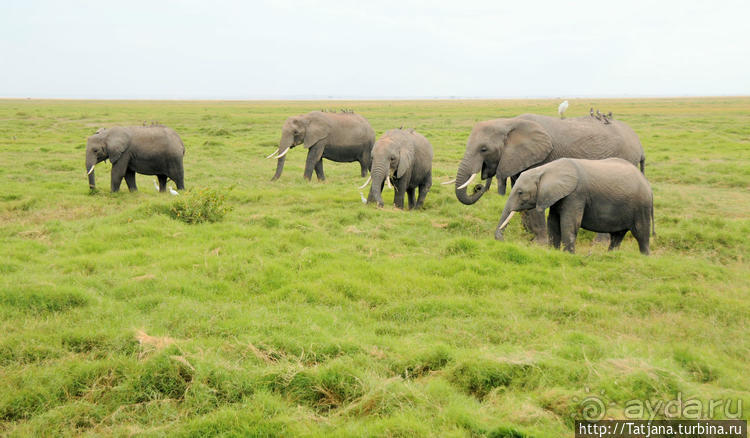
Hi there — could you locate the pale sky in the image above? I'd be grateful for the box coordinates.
[2,0,749,99]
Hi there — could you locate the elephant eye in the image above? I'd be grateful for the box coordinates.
[480,146,488,152]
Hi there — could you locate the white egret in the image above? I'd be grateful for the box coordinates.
[558,100,569,119]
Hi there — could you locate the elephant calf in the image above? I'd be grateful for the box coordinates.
[495,158,654,255]
[86,126,185,192]
[366,128,433,209]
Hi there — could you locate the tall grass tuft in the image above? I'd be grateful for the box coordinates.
[169,188,232,224]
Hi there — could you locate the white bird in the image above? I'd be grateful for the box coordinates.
[558,100,569,119]
[359,191,367,203]
[169,186,179,196]
[153,179,160,191]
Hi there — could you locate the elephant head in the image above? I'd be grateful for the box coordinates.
[85,128,130,189]
[495,159,578,240]
[366,132,413,207]
[269,113,328,181]
[455,117,553,204]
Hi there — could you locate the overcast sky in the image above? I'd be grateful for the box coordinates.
[2,0,749,99]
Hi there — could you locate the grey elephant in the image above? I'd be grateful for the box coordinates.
[268,111,375,181]
[454,114,645,241]
[365,128,433,209]
[495,158,654,255]
[86,126,185,192]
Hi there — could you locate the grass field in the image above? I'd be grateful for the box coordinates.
[0,98,748,437]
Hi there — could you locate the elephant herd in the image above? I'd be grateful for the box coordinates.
[85,108,654,255]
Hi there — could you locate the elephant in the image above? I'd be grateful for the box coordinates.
[366,128,433,209]
[494,158,655,255]
[454,114,645,242]
[85,126,185,192]
[267,111,375,181]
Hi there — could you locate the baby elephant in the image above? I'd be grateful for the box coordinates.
[495,158,654,254]
[366,128,433,209]
[86,126,185,192]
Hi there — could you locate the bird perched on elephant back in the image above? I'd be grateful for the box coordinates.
[454,113,645,242]
[85,126,185,193]
[365,128,433,209]
[267,111,375,181]
[494,158,655,255]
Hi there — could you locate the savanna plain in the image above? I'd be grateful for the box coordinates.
[0,98,748,437]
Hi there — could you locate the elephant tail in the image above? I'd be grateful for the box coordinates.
[639,155,645,174]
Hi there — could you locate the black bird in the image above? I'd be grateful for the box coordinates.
[590,107,594,117]
[602,114,610,124]
[607,111,613,118]
[595,110,602,121]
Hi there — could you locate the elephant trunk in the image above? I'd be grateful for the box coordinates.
[455,158,492,205]
[271,155,286,181]
[271,133,294,181]
[494,197,519,240]
[86,152,97,188]
[367,161,389,207]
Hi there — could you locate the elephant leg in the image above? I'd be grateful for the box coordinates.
[547,208,562,249]
[559,202,584,253]
[406,187,416,210]
[170,165,185,190]
[521,209,548,244]
[393,180,406,209]
[608,230,628,251]
[314,159,326,181]
[157,174,168,193]
[110,160,129,192]
[124,169,138,192]
[304,144,325,181]
[415,175,432,209]
[594,233,611,245]
[359,160,367,177]
[631,223,651,255]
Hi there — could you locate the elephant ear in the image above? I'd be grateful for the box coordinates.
[303,117,328,149]
[536,159,579,211]
[396,146,414,178]
[498,119,553,181]
[105,129,131,164]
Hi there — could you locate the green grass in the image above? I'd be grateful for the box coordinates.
[0,98,748,436]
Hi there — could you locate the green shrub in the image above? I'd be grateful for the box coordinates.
[169,188,232,224]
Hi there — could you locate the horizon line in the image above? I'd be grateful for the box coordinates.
[1,94,749,102]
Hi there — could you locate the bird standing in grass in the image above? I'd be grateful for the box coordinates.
[558,100,569,119]
[153,179,160,191]
[169,186,179,196]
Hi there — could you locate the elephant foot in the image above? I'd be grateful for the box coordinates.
[531,234,548,245]
[494,228,504,241]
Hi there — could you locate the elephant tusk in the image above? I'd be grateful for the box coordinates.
[358,175,372,189]
[265,149,279,159]
[441,178,456,185]
[87,165,95,175]
[275,147,290,159]
[499,211,517,230]
[386,175,393,189]
[456,173,477,190]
